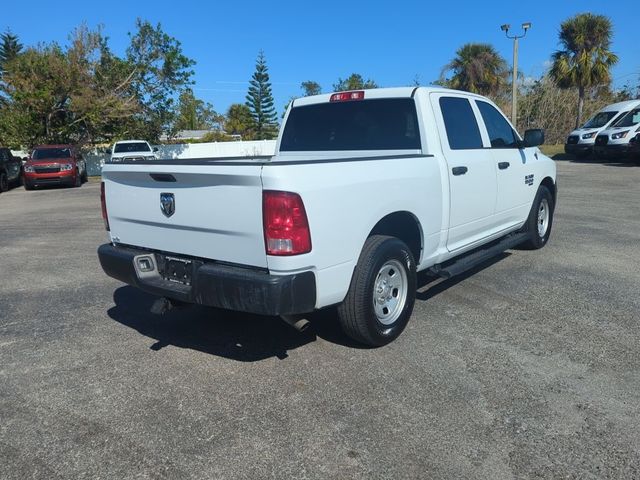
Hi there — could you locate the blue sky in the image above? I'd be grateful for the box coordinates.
[4,0,639,115]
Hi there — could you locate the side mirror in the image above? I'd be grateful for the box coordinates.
[523,129,544,148]
[153,147,159,152]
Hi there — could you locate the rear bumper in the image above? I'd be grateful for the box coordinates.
[98,244,316,316]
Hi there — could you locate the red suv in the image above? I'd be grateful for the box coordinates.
[23,144,88,190]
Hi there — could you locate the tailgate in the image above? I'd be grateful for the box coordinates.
[102,162,267,268]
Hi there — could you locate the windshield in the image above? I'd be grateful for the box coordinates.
[280,98,421,151]
[613,108,640,128]
[114,142,151,153]
[582,111,618,129]
[32,148,71,159]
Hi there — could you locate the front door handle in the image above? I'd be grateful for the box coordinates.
[498,162,510,170]
[452,166,468,176]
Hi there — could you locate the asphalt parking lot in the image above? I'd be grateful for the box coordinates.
[1,158,639,479]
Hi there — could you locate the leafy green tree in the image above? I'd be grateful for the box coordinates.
[0,26,141,147]
[440,43,508,97]
[301,80,321,96]
[282,80,323,118]
[245,51,278,139]
[332,74,377,91]
[549,13,618,128]
[224,103,255,140]
[0,30,22,75]
[173,88,223,131]
[126,19,195,140]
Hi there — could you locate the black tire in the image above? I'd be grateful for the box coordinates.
[337,235,417,347]
[521,185,554,250]
[74,170,82,187]
[0,172,8,192]
[11,174,22,188]
[23,180,34,191]
[81,169,88,183]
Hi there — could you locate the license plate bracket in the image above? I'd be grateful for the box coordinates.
[160,255,193,286]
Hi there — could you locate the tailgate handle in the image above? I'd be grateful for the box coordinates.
[498,162,510,170]
[150,173,176,182]
[452,166,468,176]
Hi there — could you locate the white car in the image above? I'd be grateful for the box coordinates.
[110,140,158,162]
[98,87,556,346]
[594,105,640,159]
[564,100,640,157]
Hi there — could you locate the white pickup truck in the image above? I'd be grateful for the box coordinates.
[98,87,556,346]
[110,140,158,162]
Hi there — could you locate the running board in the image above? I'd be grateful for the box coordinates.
[428,233,528,279]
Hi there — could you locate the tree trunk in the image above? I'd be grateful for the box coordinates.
[576,86,585,129]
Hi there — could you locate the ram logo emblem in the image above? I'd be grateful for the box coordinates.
[160,192,175,217]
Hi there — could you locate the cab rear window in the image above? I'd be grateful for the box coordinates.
[280,98,421,151]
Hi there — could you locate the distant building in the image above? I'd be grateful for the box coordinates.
[160,130,241,142]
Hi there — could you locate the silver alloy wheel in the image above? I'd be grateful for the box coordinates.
[537,198,550,238]
[373,259,408,325]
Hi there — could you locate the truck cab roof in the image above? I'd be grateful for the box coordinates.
[291,86,480,108]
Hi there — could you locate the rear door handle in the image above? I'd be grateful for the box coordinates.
[498,162,510,170]
[452,166,468,176]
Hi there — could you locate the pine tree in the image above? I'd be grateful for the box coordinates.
[0,30,22,75]
[245,51,278,139]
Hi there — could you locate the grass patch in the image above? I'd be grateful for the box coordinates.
[540,144,565,157]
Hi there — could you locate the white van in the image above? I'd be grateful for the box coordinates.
[594,104,640,159]
[565,100,640,157]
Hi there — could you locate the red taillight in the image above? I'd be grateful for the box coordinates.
[330,90,365,102]
[100,181,110,231]
[263,191,311,256]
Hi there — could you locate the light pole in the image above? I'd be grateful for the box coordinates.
[501,22,531,126]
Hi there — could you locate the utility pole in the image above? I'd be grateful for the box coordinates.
[501,22,531,126]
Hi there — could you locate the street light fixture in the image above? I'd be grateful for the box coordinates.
[501,22,531,125]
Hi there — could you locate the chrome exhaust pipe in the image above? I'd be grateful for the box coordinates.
[280,315,311,332]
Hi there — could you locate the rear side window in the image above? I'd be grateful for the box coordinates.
[476,101,519,148]
[280,98,421,151]
[439,97,483,150]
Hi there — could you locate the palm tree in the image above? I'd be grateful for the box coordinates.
[550,13,618,128]
[441,43,508,97]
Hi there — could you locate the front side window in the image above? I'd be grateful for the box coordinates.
[476,101,519,148]
[280,98,421,151]
[439,97,483,150]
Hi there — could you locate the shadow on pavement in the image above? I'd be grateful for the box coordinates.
[551,153,639,167]
[107,286,363,361]
[108,252,514,360]
[415,252,510,302]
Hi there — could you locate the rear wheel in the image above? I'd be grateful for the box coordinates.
[337,235,416,347]
[521,185,554,250]
[0,172,8,192]
[74,170,82,187]
[81,168,88,183]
